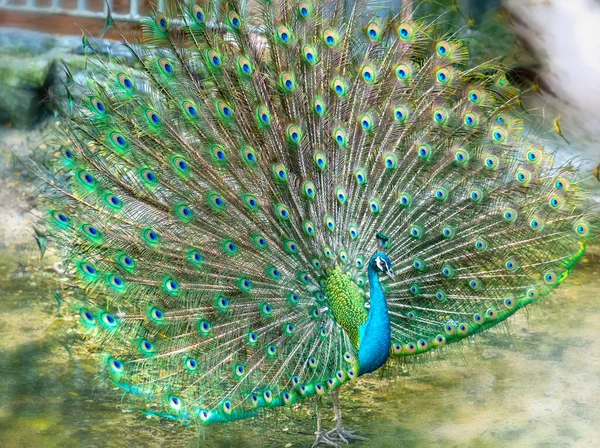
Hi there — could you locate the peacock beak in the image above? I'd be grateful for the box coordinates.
[386,268,395,280]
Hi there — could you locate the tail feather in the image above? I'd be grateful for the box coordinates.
[38,0,594,424]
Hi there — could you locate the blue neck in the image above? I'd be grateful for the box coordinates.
[357,265,391,375]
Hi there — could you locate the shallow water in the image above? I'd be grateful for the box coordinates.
[0,242,598,448]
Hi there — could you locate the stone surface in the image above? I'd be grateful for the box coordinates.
[0,54,52,90]
[0,27,137,128]
[0,85,46,128]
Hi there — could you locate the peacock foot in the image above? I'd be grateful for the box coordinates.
[312,430,341,448]
[327,426,368,444]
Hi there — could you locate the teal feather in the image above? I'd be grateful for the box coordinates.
[37,0,594,430]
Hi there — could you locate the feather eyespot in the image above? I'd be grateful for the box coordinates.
[104,193,122,210]
[335,186,347,204]
[526,287,538,299]
[90,97,106,115]
[100,312,117,328]
[348,224,359,240]
[469,188,483,202]
[333,128,347,147]
[492,127,507,142]
[175,204,194,222]
[394,105,409,122]
[106,358,124,377]
[286,125,302,145]
[158,58,174,75]
[331,77,348,97]
[51,210,69,227]
[516,168,532,184]
[117,73,134,90]
[222,239,239,256]
[323,29,339,47]
[116,253,135,271]
[574,222,589,236]
[544,271,557,284]
[298,2,312,19]
[354,168,367,185]
[240,146,257,166]
[139,168,157,186]
[435,290,447,301]
[142,228,160,245]
[436,41,451,57]
[555,177,568,191]
[313,97,325,116]
[455,148,470,164]
[302,181,316,199]
[274,203,290,220]
[434,187,448,201]
[436,68,451,84]
[474,238,488,251]
[463,111,479,127]
[397,23,414,40]
[441,264,455,278]
[324,215,335,231]
[549,196,563,209]
[302,45,318,65]
[503,208,518,222]
[80,308,95,325]
[181,101,198,119]
[366,22,381,41]
[109,132,128,151]
[237,56,253,77]
[144,108,160,126]
[505,259,519,271]
[417,143,431,160]
[227,10,241,29]
[206,50,222,69]
[255,106,271,127]
[442,225,455,238]
[384,153,397,169]
[484,155,499,169]
[192,5,205,24]
[361,64,376,84]
[433,108,449,124]
[468,89,483,103]
[369,198,381,214]
[398,192,411,207]
[272,163,289,182]
[198,320,211,335]
[526,148,542,163]
[276,25,293,45]
[395,63,412,81]
[172,156,190,175]
[155,14,168,31]
[215,101,233,120]
[252,234,268,250]
[360,112,374,132]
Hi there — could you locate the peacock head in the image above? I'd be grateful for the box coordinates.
[370,253,395,279]
[370,233,394,278]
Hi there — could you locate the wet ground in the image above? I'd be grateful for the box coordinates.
[0,238,598,448]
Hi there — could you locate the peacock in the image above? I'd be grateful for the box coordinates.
[37,0,593,446]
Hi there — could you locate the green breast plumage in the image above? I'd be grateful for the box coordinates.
[324,266,368,348]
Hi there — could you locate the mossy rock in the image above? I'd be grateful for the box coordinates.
[0,84,47,128]
[0,54,52,90]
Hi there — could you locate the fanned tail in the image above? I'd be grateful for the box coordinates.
[37,0,594,424]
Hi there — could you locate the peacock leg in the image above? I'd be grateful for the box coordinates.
[312,396,339,448]
[327,387,368,443]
